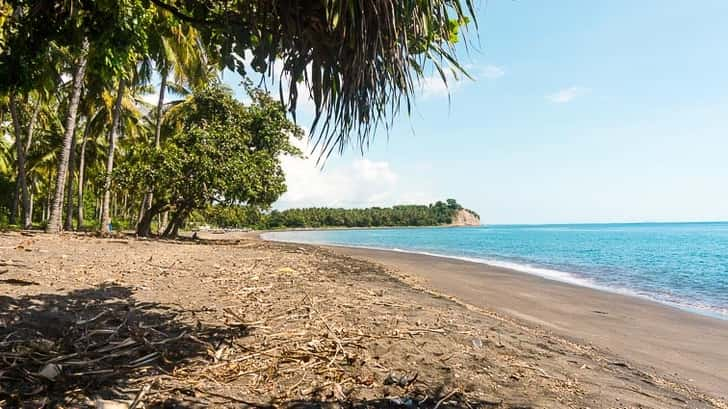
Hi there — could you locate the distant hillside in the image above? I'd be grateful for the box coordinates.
[450,208,481,226]
[200,199,480,229]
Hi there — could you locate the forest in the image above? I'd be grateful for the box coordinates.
[0,1,474,237]
[199,199,479,229]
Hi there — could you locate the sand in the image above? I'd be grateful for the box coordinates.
[1,231,726,408]
[328,245,728,400]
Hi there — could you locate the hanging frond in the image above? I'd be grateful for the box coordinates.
[148,0,477,160]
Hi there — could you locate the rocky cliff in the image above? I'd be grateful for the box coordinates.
[449,209,481,226]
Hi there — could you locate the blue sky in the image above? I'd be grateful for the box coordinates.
[224,1,728,224]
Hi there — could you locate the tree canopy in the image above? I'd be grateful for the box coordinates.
[116,85,302,237]
[201,199,478,230]
[1,0,475,154]
[0,0,477,234]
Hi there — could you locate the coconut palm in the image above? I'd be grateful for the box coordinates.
[46,40,89,233]
[135,14,213,230]
[5,0,476,233]
[70,78,151,231]
[148,0,476,158]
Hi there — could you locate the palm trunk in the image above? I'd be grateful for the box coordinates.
[23,99,40,228]
[63,126,77,231]
[45,168,52,222]
[140,71,168,229]
[10,183,18,225]
[9,93,30,229]
[28,191,33,223]
[47,40,89,233]
[155,71,167,149]
[100,78,126,234]
[77,124,90,228]
[25,98,40,153]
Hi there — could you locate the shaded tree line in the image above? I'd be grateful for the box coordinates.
[200,199,478,229]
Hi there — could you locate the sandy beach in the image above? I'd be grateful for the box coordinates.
[1,231,726,408]
[327,245,728,400]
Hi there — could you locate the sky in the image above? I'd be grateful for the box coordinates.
[218,0,728,224]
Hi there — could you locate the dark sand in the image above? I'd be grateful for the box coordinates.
[327,245,728,399]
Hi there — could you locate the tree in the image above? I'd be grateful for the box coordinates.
[3,0,475,159]
[99,78,126,234]
[46,42,89,233]
[150,0,474,157]
[138,14,212,228]
[1,0,477,233]
[8,93,31,228]
[117,85,302,237]
[0,1,154,232]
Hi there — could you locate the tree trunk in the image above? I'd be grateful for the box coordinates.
[154,72,167,149]
[28,191,34,223]
[10,183,18,225]
[23,99,41,227]
[9,93,30,229]
[136,202,168,237]
[140,70,168,229]
[24,100,39,153]
[100,78,126,234]
[159,210,169,234]
[162,207,188,239]
[47,41,89,233]
[136,194,148,227]
[77,125,90,228]
[63,124,78,231]
[44,168,52,222]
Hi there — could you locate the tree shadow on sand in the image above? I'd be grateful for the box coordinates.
[1,284,523,409]
[0,284,250,408]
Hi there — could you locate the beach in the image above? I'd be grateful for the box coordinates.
[1,231,726,408]
[328,245,728,399]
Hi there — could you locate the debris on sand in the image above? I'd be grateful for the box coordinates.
[0,232,724,409]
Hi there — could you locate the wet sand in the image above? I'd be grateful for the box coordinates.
[326,245,728,399]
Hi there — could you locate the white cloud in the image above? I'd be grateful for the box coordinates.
[419,64,504,99]
[276,135,435,209]
[547,86,590,103]
[479,65,505,79]
[420,72,458,99]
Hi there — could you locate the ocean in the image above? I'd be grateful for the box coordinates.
[263,222,728,320]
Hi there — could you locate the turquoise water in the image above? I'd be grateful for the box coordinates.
[264,223,728,319]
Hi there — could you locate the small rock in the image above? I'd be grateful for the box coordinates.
[37,363,62,381]
[384,371,418,387]
[471,338,483,349]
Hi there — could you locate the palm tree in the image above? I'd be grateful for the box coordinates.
[149,0,476,158]
[98,77,125,234]
[69,78,151,231]
[136,16,211,230]
[7,93,42,228]
[47,40,89,233]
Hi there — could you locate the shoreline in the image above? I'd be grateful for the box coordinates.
[263,236,728,321]
[261,233,728,399]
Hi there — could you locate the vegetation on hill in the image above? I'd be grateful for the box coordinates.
[0,1,475,237]
[197,199,480,229]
